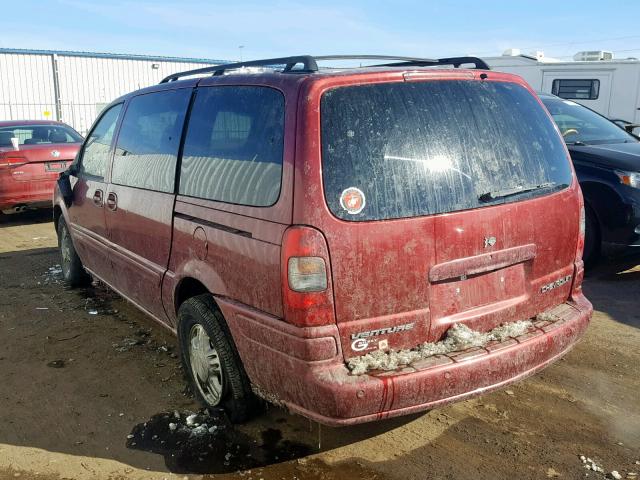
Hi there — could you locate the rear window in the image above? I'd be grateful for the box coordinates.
[321,80,572,221]
[0,124,82,146]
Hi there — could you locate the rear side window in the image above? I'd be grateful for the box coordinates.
[321,80,572,221]
[179,86,285,207]
[80,104,122,179]
[111,89,191,193]
[552,79,600,100]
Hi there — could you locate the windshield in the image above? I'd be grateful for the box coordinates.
[541,97,636,145]
[321,80,572,221]
[0,124,83,147]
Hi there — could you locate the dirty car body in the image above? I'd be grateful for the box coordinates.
[53,56,592,426]
[0,120,81,212]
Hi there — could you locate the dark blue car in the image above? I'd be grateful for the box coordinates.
[540,93,640,266]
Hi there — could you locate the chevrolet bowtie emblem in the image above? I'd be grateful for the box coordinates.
[484,236,497,248]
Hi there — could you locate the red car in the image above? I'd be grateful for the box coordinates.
[0,120,82,213]
[54,55,592,426]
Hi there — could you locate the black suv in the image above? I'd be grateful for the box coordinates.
[540,93,640,265]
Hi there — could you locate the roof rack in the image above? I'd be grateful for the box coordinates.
[160,55,318,83]
[314,55,438,64]
[372,56,490,70]
[160,54,489,83]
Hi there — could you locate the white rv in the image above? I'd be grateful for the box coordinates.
[484,50,640,132]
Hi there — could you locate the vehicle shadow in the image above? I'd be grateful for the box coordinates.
[0,208,53,228]
[125,406,423,474]
[583,250,640,328]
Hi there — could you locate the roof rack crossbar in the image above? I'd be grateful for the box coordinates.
[313,55,438,63]
[438,56,490,70]
[160,55,318,83]
[373,56,490,70]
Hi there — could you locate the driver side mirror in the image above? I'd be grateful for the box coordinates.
[58,163,78,207]
[57,171,73,207]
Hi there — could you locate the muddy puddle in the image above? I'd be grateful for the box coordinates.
[126,410,312,474]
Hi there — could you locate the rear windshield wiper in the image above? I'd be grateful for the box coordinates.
[478,182,563,203]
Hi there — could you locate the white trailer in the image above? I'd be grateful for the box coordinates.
[484,50,640,130]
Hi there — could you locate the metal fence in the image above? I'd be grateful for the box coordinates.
[0,102,108,136]
[0,49,227,137]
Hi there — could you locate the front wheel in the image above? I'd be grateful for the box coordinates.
[57,217,91,287]
[177,294,256,423]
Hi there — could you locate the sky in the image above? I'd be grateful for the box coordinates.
[0,0,639,62]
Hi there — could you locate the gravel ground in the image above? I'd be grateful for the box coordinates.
[0,210,639,480]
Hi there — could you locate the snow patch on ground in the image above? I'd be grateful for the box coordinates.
[348,320,534,375]
[41,265,63,284]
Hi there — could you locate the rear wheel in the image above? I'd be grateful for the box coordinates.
[583,205,600,268]
[57,217,91,287]
[177,294,256,423]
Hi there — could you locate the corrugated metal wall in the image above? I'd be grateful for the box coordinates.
[0,50,223,135]
[0,52,56,123]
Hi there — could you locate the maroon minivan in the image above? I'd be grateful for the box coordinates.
[54,55,592,425]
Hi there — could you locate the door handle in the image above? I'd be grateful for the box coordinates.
[92,189,103,207]
[106,192,118,211]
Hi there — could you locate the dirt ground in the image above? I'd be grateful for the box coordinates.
[1,210,639,480]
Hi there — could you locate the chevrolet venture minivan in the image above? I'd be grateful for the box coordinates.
[54,55,593,426]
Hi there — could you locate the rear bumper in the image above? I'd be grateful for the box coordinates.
[217,294,592,427]
[0,188,53,211]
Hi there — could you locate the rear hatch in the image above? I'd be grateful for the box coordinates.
[317,76,580,357]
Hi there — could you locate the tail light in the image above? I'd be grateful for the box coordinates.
[281,226,336,327]
[572,194,586,297]
[0,154,27,169]
[576,202,585,262]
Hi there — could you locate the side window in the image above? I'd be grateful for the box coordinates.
[551,79,600,100]
[111,89,191,193]
[179,86,285,207]
[80,104,122,179]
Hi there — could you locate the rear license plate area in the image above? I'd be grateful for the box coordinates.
[45,161,68,172]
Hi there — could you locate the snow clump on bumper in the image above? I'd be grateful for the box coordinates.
[347,320,534,375]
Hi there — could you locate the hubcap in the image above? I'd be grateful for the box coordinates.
[188,324,223,406]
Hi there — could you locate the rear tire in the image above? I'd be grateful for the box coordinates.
[583,205,600,269]
[177,294,256,423]
[57,217,91,287]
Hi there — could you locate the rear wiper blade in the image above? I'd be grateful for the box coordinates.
[478,182,560,203]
